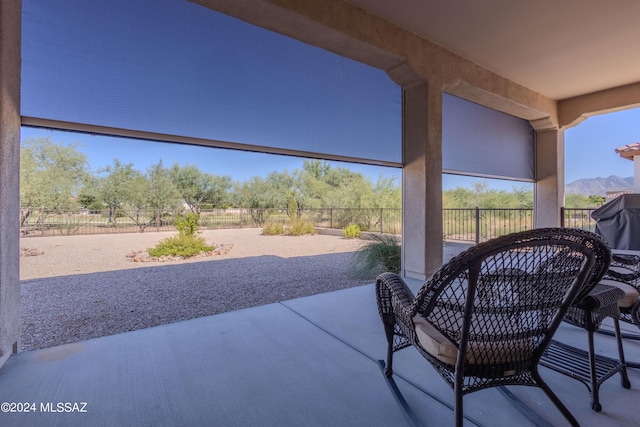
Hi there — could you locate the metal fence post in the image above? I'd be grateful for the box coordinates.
[330,208,333,229]
[475,207,480,245]
[560,207,565,228]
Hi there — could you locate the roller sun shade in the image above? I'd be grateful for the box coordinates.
[442,93,534,180]
[21,0,402,165]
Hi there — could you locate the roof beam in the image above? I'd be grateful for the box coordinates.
[559,82,640,129]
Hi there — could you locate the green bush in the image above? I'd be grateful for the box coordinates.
[349,233,400,279]
[148,234,215,258]
[286,220,316,236]
[148,212,214,258]
[175,212,200,237]
[262,222,285,235]
[343,224,361,239]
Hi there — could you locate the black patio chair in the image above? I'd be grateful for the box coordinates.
[376,228,608,427]
[588,252,640,368]
[560,253,640,344]
[541,283,630,412]
[603,252,640,329]
[537,244,631,412]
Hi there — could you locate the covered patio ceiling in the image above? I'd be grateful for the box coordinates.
[194,0,640,130]
[346,0,640,101]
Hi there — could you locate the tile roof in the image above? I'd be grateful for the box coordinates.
[615,142,640,160]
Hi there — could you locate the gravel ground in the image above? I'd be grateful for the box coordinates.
[19,229,470,352]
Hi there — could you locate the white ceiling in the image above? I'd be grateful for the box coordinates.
[346,0,640,100]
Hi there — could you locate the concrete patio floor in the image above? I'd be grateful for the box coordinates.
[1,279,639,426]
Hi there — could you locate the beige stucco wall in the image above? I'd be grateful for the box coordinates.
[0,0,22,367]
[534,129,565,228]
[558,82,640,129]
[401,81,444,279]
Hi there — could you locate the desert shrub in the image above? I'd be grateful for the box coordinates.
[349,233,400,279]
[286,220,316,236]
[148,234,214,258]
[175,212,200,237]
[148,212,214,258]
[262,222,285,235]
[343,224,361,239]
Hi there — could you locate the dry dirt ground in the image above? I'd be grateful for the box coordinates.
[19,229,470,352]
[18,229,372,351]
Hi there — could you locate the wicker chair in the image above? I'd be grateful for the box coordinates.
[589,252,640,371]
[376,228,608,427]
[533,237,632,412]
[541,278,630,411]
[603,252,640,328]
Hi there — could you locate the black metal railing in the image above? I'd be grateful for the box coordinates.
[19,206,598,241]
[443,208,533,244]
[19,207,403,237]
[560,207,597,232]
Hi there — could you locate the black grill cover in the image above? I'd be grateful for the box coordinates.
[591,194,640,250]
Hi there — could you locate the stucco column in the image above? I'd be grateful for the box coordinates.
[534,128,564,228]
[402,81,443,280]
[634,156,640,193]
[0,0,22,367]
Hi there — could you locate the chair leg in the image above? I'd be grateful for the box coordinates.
[586,318,631,411]
[383,321,395,377]
[586,329,602,411]
[533,370,580,427]
[454,382,464,427]
[613,318,632,389]
[385,343,394,377]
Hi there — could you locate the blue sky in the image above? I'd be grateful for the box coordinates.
[564,108,638,183]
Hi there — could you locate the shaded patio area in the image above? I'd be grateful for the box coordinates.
[5,4,640,420]
[1,278,639,426]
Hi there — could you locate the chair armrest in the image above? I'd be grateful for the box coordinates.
[605,266,640,285]
[611,253,640,266]
[608,253,640,284]
[376,272,416,327]
[574,283,624,310]
[566,283,624,331]
[376,272,415,312]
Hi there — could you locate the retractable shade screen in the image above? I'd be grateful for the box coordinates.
[443,94,534,180]
[21,0,402,165]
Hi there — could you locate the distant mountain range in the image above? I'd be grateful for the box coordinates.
[565,175,633,196]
